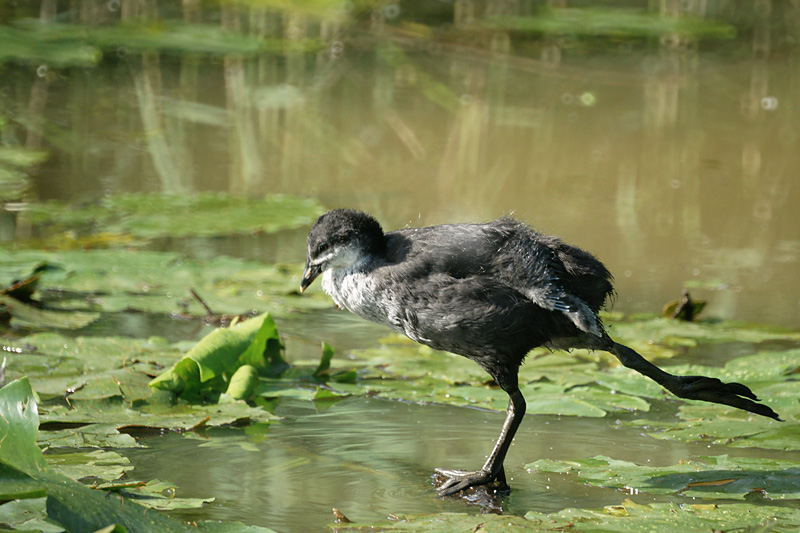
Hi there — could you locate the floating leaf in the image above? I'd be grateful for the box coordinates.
[46,450,133,484]
[225,364,259,401]
[0,378,193,532]
[313,342,335,377]
[23,192,324,239]
[0,248,329,317]
[609,316,800,346]
[0,378,49,474]
[0,498,59,532]
[334,501,800,531]
[149,313,286,398]
[95,479,215,511]
[528,455,800,500]
[0,295,100,330]
[41,399,277,430]
[2,333,181,401]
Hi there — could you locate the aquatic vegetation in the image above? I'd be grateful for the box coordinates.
[2,240,799,530]
[22,192,324,240]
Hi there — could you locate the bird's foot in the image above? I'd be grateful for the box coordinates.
[668,375,781,421]
[434,467,509,496]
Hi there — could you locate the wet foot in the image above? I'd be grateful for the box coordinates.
[434,467,509,496]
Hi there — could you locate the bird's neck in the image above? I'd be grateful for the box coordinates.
[321,255,389,323]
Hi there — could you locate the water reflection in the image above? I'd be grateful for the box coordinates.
[3,2,798,328]
[126,395,798,531]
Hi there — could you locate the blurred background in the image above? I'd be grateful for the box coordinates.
[1,0,799,328]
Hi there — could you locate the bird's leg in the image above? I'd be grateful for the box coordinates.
[608,340,781,421]
[435,389,526,496]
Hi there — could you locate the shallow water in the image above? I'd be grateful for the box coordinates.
[124,393,798,532]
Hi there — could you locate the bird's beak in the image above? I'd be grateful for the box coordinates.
[300,260,321,293]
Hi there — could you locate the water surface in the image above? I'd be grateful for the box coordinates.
[3,2,800,531]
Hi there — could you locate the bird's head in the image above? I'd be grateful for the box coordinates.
[301,209,385,292]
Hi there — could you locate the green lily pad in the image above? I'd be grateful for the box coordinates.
[2,332,182,401]
[528,454,800,500]
[38,424,140,450]
[0,498,61,532]
[335,500,800,531]
[0,248,328,317]
[326,338,652,416]
[23,192,323,239]
[488,7,735,39]
[0,378,49,475]
[94,479,215,511]
[0,294,100,329]
[46,450,134,484]
[149,313,287,399]
[41,397,277,430]
[0,378,194,532]
[609,316,800,346]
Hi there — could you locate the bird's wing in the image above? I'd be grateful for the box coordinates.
[525,286,604,337]
[389,221,607,337]
[503,232,606,337]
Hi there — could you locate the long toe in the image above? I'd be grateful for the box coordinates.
[678,376,757,400]
[434,468,496,496]
[671,375,781,421]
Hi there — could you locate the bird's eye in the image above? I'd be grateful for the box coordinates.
[316,243,329,255]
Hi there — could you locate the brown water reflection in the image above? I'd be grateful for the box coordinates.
[4,2,800,329]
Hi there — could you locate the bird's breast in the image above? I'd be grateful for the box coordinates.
[321,267,394,326]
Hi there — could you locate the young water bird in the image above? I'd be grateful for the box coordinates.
[300,209,780,496]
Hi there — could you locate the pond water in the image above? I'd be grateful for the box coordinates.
[4,2,800,330]
[3,1,800,532]
[125,395,800,531]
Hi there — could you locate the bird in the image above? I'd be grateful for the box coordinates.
[300,208,780,496]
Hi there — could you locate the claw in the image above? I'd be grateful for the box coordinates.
[434,467,509,496]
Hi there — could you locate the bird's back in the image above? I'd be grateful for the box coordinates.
[383,218,614,334]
